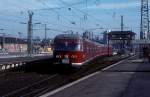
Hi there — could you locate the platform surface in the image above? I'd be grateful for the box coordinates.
[0,54,52,64]
[41,56,150,97]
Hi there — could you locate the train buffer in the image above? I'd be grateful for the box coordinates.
[0,54,52,71]
[40,55,150,97]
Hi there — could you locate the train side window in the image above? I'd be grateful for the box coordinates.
[75,44,81,51]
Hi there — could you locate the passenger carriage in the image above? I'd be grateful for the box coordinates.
[53,34,112,66]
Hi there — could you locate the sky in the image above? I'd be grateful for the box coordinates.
[0,0,144,39]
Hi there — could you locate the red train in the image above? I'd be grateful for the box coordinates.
[53,34,112,66]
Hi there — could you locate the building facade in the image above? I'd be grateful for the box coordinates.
[108,31,135,54]
[0,36,27,52]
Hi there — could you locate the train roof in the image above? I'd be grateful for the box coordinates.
[83,38,106,47]
[55,34,82,40]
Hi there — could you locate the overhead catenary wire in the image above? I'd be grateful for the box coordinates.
[36,0,102,31]
[36,8,84,30]
[0,0,81,27]
[59,0,103,24]
[58,0,108,31]
[26,13,82,33]
[36,0,84,30]
[0,1,87,38]
[39,0,85,11]
[32,12,83,31]
[34,2,71,24]
[33,28,66,32]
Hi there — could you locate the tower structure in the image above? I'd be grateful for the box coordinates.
[140,0,149,40]
[27,11,34,55]
[121,15,124,31]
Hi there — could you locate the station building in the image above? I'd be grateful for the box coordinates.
[0,35,53,53]
[0,36,27,52]
[108,31,136,54]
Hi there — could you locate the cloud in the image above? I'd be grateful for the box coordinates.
[87,1,140,10]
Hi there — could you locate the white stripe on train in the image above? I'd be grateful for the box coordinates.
[72,54,108,66]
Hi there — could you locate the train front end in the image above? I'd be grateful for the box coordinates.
[53,34,84,66]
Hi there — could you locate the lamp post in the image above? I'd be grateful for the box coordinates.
[20,21,41,55]
[106,30,112,56]
[0,29,5,50]
[17,32,22,53]
[2,33,5,50]
[107,32,110,56]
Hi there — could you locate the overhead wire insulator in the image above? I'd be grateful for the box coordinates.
[68,8,71,10]
[84,14,87,20]
[57,14,60,21]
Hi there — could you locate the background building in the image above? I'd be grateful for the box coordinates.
[0,36,53,53]
[108,31,135,54]
[0,36,27,52]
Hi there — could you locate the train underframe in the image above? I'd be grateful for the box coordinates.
[53,50,112,67]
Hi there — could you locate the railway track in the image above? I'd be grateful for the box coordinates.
[3,74,58,97]
[0,55,129,97]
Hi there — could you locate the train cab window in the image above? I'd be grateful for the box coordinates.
[75,44,81,51]
[54,42,82,51]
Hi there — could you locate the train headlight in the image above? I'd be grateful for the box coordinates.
[56,55,59,58]
[71,55,77,58]
[64,55,69,58]
[56,55,61,58]
[82,55,85,58]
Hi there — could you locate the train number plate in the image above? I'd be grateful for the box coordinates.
[62,59,69,64]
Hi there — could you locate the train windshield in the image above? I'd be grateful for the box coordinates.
[54,41,82,51]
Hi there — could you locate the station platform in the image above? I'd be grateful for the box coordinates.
[0,54,52,71]
[41,55,150,97]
